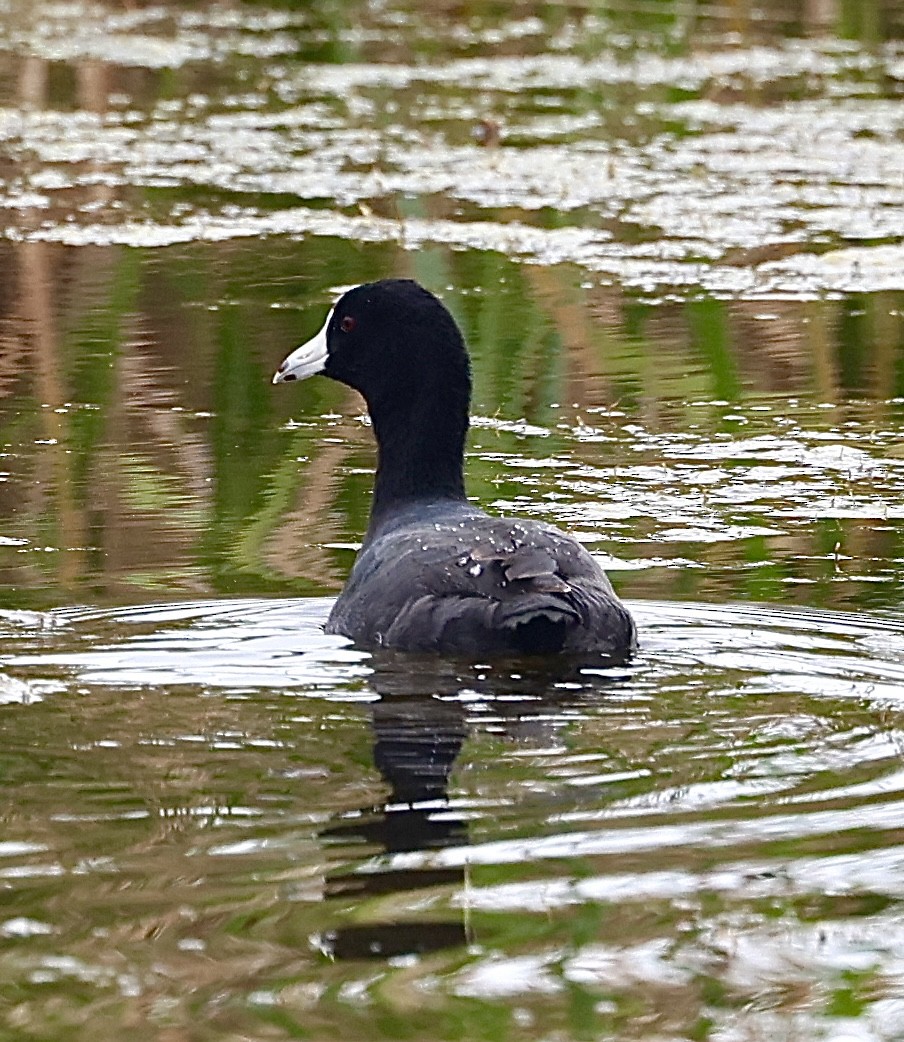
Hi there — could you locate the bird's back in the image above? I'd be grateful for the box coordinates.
[326,504,636,658]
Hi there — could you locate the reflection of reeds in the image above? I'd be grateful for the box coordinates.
[20,241,86,589]
[0,7,901,610]
[525,266,612,409]
[256,417,362,587]
[3,227,902,610]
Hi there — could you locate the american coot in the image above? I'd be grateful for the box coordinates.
[273,279,636,659]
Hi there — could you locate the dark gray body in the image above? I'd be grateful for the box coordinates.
[326,501,636,658]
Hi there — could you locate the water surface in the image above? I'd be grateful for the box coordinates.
[1,2,903,1040]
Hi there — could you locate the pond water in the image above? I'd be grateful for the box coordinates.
[0,1,903,1040]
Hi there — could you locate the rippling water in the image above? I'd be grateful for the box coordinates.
[4,598,904,1038]
[1,0,904,1039]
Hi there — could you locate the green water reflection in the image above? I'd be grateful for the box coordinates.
[0,0,900,614]
[1,3,904,1041]
[0,238,902,612]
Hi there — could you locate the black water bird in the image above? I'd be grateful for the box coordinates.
[273,279,635,658]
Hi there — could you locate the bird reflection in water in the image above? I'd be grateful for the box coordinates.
[317,656,630,961]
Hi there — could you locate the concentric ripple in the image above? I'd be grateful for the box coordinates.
[1,597,904,1038]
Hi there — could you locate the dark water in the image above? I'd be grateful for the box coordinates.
[1,2,904,1040]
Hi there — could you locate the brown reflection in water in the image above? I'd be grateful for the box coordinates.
[525,266,609,409]
[261,435,360,587]
[805,0,840,33]
[19,242,86,589]
[0,43,250,599]
[10,240,219,598]
[18,56,46,110]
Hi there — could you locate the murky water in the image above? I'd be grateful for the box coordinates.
[1,1,903,1040]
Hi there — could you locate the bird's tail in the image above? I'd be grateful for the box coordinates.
[497,595,581,655]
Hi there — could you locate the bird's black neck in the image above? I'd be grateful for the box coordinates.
[367,389,469,537]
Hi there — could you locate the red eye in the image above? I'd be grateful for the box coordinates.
[340,315,356,333]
